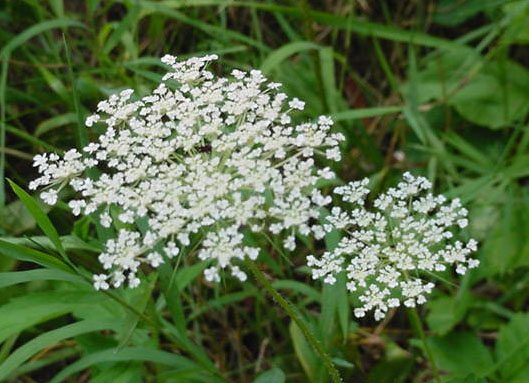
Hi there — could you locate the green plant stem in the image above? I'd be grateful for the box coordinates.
[245,259,343,383]
[408,307,442,383]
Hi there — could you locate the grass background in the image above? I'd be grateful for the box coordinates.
[1,1,529,382]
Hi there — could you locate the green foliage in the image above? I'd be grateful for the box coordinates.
[0,0,528,382]
[427,332,493,377]
[408,46,529,129]
[253,368,286,383]
[495,313,529,381]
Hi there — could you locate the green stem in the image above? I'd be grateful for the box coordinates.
[245,259,343,383]
[408,307,442,383]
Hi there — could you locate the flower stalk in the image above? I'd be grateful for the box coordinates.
[245,259,343,383]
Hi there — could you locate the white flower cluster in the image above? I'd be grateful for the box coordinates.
[30,54,344,289]
[307,173,479,320]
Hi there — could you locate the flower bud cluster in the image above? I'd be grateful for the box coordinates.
[30,55,344,289]
[307,173,479,320]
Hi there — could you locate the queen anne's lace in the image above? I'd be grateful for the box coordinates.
[307,173,479,320]
[30,55,344,289]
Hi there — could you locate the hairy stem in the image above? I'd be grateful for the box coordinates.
[245,259,343,383]
[408,307,442,383]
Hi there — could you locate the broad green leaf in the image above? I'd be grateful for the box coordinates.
[427,332,493,377]
[0,319,120,381]
[254,368,286,383]
[480,200,526,276]
[494,313,529,382]
[502,1,529,44]
[450,67,529,129]
[426,292,472,335]
[407,46,529,129]
[446,374,488,383]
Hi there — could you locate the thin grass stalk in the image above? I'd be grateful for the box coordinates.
[245,259,343,383]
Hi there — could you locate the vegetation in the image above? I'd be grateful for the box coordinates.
[1,1,529,382]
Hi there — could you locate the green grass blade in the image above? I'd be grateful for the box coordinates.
[12,348,79,378]
[139,2,270,52]
[166,1,465,49]
[117,274,156,350]
[0,240,72,273]
[157,262,221,375]
[63,35,88,149]
[271,280,321,302]
[289,321,318,382]
[4,123,62,153]
[2,235,101,253]
[48,0,65,17]
[260,41,319,74]
[443,131,493,169]
[0,291,106,344]
[50,347,206,383]
[0,319,120,381]
[133,0,473,49]
[0,19,86,58]
[331,106,404,122]
[0,269,86,288]
[35,112,77,137]
[0,19,86,206]
[319,46,338,114]
[104,3,140,54]
[372,37,400,95]
[0,59,7,207]
[7,179,71,265]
